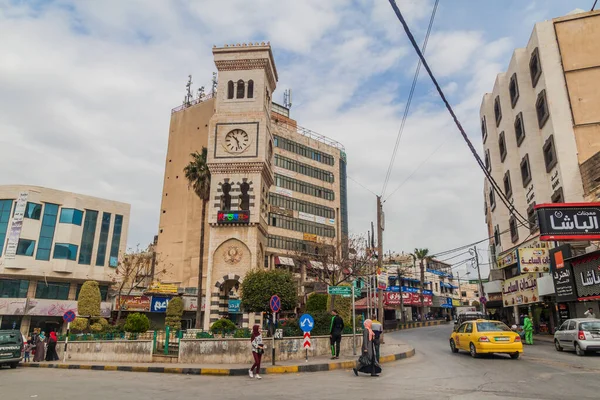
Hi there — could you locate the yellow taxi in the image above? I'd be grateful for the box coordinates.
[449,319,523,359]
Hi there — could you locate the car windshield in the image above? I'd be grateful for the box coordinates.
[476,322,511,332]
[0,333,19,345]
[580,322,600,331]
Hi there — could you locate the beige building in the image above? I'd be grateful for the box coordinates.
[0,185,130,334]
[482,9,600,258]
[156,43,348,329]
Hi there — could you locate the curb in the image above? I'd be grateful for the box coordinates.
[387,320,449,332]
[21,347,415,376]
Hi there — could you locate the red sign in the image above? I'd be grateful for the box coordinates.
[385,292,432,306]
[303,332,311,348]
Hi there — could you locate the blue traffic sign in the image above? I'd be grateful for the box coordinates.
[270,295,281,313]
[299,314,314,333]
[63,310,76,323]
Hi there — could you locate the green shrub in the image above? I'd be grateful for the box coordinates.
[282,318,302,337]
[196,331,214,339]
[240,269,297,312]
[70,317,88,333]
[89,323,103,332]
[124,312,150,333]
[233,328,251,338]
[306,293,328,313]
[165,297,184,331]
[78,281,101,317]
[210,318,236,334]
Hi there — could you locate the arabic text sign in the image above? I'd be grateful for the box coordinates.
[150,296,170,312]
[119,295,151,312]
[4,191,28,259]
[0,298,27,315]
[571,253,600,299]
[228,299,241,313]
[536,203,600,240]
[549,245,577,302]
[501,273,539,307]
[518,248,550,273]
[497,249,518,269]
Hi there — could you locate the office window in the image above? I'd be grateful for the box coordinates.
[484,150,491,172]
[95,212,111,266]
[78,210,98,265]
[273,135,335,166]
[16,239,35,256]
[109,215,123,267]
[274,174,334,201]
[76,284,108,301]
[536,89,550,129]
[481,116,487,143]
[503,171,512,198]
[269,213,335,238]
[35,281,70,300]
[529,47,542,87]
[514,112,525,147]
[509,216,519,243]
[36,203,59,260]
[53,243,78,261]
[24,202,42,220]
[509,73,519,108]
[489,189,496,211]
[543,135,557,173]
[520,154,532,187]
[551,187,564,203]
[494,96,502,126]
[59,208,83,226]
[498,132,507,162]
[0,199,13,258]
[275,155,334,183]
[527,202,538,233]
[0,279,29,298]
[268,193,335,219]
[494,225,501,248]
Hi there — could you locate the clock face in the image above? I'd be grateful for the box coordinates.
[225,129,250,153]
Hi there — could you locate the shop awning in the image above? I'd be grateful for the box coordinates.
[440,282,453,289]
[275,256,295,267]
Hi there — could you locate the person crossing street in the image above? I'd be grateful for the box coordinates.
[329,310,344,359]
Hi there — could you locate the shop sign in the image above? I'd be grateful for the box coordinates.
[150,296,170,313]
[274,186,293,198]
[502,273,539,307]
[217,210,250,224]
[518,247,550,273]
[401,293,432,306]
[426,269,447,277]
[442,297,453,308]
[549,245,576,302]
[146,282,179,294]
[452,299,461,307]
[269,205,293,217]
[536,202,600,241]
[25,299,77,317]
[118,295,151,312]
[385,292,401,306]
[0,298,27,315]
[315,216,327,225]
[303,233,317,242]
[228,299,241,313]
[498,249,518,269]
[298,211,316,222]
[570,251,600,300]
[557,303,570,323]
[488,293,503,302]
[183,296,205,311]
[3,191,28,259]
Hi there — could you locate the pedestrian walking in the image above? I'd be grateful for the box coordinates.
[523,315,533,345]
[584,307,596,318]
[33,331,46,362]
[370,315,383,362]
[353,319,382,377]
[45,331,59,361]
[249,325,264,379]
[329,309,344,360]
[24,338,32,363]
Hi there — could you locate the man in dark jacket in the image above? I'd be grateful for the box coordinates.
[330,310,344,359]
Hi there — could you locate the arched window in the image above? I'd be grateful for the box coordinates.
[227,81,234,99]
[247,80,254,99]
[236,80,245,99]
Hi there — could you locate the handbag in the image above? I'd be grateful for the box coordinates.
[257,347,264,355]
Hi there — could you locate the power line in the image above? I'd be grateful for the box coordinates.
[387,0,529,226]
[381,0,440,197]
[593,0,598,11]
[348,175,378,197]
[438,251,471,262]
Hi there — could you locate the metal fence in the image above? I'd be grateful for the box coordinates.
[58,332,154,341]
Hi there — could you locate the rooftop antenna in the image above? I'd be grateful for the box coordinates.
[184,75,193,106]
[211,72,218,97]
[283,88,293,109]
[197,86,205,100]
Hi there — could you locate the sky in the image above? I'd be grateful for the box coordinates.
[0,0,593,277]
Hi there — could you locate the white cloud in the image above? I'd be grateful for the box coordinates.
[426,31,485,77]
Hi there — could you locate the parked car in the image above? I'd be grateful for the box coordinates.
[0,330,24,369]
[449,320,522,359]
[554,318,600,356]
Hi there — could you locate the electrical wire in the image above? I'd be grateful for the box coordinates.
[438,251,471,262]
[381,0,440,197]
[592,0,598,11]
[387,0,529,226]
[348,175,378,197]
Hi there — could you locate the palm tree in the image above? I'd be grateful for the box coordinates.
[413,248,431,319]
[184,148,211,329]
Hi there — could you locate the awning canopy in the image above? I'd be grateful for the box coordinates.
[275,256,295,267]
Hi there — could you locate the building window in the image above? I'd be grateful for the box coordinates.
[95,212,111,266]
[274,174,334,201]
[236,80,245,99]
[529,47,542,87]
[514,112,525,147]
[489,188,496,211]
[509,73,519,108]
[24,202,42,220]
[76,284,109,301]
[59,208,83,225]
[0,279,29,298]
[498,131,507,162]
[53,243,78,261]
[494,96,502,126]
[0,199,13,258]
[109,215,123,267]
[247,80,254,99]
[509,216,519,243]
[527,202,538,233]
[536,89,550,128]
[16,239,35,256]
[484,150,491,172]
[494,225,501,248]
[520,154,532,187]
[227,80,234,99]
[269,213,335,238]
[36,203,59,261]
[503,171,512,198]
[274,155,335,183]
[273,135,335,166]
[268,193,335,219]
[543,135,557,173]
[267,234,334,255]
[551,187,564,203]
[35,281,70,300]
[78,210,98,265]
[481,116,487,143]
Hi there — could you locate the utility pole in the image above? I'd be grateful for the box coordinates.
[376,196,384,324]
[472,246,486,315]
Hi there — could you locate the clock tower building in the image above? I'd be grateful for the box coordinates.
[203,43,278,329]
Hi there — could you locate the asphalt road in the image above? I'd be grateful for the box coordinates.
[1,325,599,400]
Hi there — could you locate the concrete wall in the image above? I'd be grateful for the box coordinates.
[57,340,153,363]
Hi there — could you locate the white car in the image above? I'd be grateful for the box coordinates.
[554,318,600,356]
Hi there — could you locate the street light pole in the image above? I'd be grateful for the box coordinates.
[471,246,486,315]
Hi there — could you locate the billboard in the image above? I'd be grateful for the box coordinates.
[536,203,600,241]
[570,251,600,300]
[3,191,28,259]
[118,295,151,312]
[502,273,539,307]
[518,248,550,273]
[549,245,577,302]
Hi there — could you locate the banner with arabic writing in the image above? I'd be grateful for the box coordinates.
[570,251,600,300]
[536,203,600,240]
[549,245,577,302]
[502,273,540,307]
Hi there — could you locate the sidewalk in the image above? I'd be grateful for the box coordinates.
[22,337,414,376]
[533,334,555,344]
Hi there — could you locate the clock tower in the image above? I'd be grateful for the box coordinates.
[203,43,278,329]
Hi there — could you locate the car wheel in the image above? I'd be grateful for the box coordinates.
[510,352,520,360]
[575,343,585,356]
[554,340,563,352]
[9,363,18,369]
[449,339,459,353]
[469,343,478,358]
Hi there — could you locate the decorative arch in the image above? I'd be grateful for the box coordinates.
[227,80,234,99]
[236,79,245,99]
[247,80,254,99]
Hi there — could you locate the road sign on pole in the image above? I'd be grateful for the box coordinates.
[299,314,314,333]
[327,286,352,296]
[63,310,76,323]
[62,310,75,362]
[270,295,281,313]
[303,332,311,348]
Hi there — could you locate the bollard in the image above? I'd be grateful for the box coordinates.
[164,326,170,355]
[152,330,157,353]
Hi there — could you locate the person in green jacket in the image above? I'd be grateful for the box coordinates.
[523,315,533,345]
